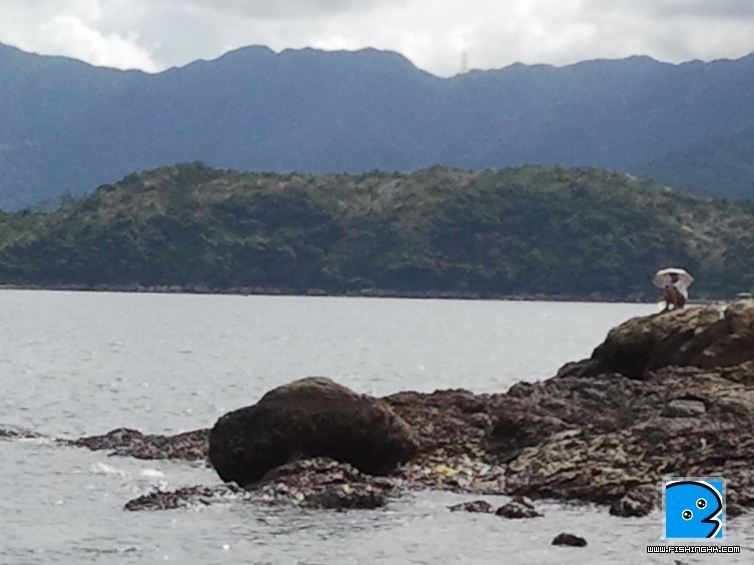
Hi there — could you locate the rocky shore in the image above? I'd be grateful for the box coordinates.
[62,298,754,516]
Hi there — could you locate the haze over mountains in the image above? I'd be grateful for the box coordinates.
[1,42,753,209]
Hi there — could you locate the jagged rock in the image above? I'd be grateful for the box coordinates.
[209,377,418,486]
[64,427,209,460]
[68,427,143,450]
[124,484,242,511]
[250,457,395,509]
[482,302,754,512]
[551,533,587,547]
[662,398,706,418]
[498,364,754,507]
[125,457,396,511]
[448,500,495,513]
[590,299,754,379]
[495,495,543,518]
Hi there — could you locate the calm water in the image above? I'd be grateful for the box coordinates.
[0,290,750,564]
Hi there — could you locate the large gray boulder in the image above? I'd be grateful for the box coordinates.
[209,377,418,486]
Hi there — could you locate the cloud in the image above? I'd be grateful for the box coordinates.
[0,0,157,70]
[149,0,402,20]
[0,0,753,77]
[584,0,754,19]
[35,15,157,70]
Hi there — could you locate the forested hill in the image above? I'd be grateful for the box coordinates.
[2,42,754,208]
[1,163,752,300]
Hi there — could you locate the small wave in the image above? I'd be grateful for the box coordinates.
[139,469,165,478]
[75,545,140,555]
[90,462,128,476]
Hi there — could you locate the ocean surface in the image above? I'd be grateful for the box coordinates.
[0,290,750,564]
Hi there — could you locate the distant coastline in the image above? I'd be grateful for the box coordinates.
[0,282,667,303]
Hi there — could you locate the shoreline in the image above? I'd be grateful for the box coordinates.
[0,282,689,303]
[6,299,753,517]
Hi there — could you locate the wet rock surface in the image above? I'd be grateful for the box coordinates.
[63,427,209,460]
[124,457,395,511]
[551,533,587,547]
[1,428,41,439]
[252,457,396,509]
[495,495,543,518]
[68,300,754,516]
[609,484,657,517]
[125,484,238,511]
[448,500,496,513]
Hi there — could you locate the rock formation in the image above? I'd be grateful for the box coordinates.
[551,533,587,547]
[63,427,208,460]
[208,376,418,486]
[487,298,754,515]
[64,298,754,517]
[590,299,754,379]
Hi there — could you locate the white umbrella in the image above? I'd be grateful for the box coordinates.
[652,267,694,289]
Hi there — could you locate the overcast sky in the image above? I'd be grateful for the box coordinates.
[1,0,753,77]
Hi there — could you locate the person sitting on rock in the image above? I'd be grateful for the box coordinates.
[662,272,688,312]
[653,267,693,313]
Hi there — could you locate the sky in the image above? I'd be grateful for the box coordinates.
[0,0,753,77]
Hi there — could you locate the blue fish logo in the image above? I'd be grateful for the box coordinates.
[665,479,724,539]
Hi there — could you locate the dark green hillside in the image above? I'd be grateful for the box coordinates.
[0,163,752,299]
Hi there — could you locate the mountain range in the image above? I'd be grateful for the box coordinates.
[1,42,753,209]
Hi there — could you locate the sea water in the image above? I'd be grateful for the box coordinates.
[0,290,750,564]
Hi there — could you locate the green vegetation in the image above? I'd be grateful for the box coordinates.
[1,163,752,299]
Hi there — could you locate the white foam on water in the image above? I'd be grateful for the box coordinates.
[89,462,127,477]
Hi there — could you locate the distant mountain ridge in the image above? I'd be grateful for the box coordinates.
[1,42,753,208]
